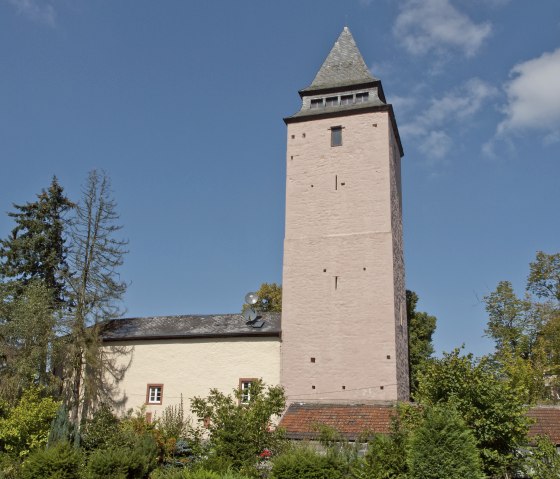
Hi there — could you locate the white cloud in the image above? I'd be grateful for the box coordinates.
[403,78,497,137]
[6,0,56,27]
[458,0,510,7]
[498,47,560,136]
[401,78,498,162]
[394,0,491,57]
[419,130,453,161]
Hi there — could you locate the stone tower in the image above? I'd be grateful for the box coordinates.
[281,27,409,403]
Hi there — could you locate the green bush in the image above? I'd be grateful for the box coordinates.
[190,381,286,473]
[406,404,483,479]
[0,387,60,457]
[21,442,81,479]
[523,435,560,479]
[148,468,252,479]
[81,403,121,452]
[352,433,407,479]
[85,433,158,479]
[194,456,233,475]
[270,446,345,479]
[154,397,205,466]
[149,467,187,479]
[187,470,221,479]
[0,452,21,479]
[350,403,419,479]
[219,472,252,479]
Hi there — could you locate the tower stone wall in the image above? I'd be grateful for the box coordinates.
[280,27,409,404]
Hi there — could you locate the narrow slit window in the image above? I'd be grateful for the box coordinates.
[331,126,342,147]
[335,276,339,290]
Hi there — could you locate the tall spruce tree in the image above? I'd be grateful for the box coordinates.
[0,177,74,303]
[63,170,128,438]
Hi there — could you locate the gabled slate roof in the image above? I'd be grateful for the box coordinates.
[301,27,377,93]
[279,403,395,440]
[100,312,281,341]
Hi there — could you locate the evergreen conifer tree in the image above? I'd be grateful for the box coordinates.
[0,177,74,303]
[407,404,483,479]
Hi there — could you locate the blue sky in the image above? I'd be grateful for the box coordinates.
[1,0,559,357]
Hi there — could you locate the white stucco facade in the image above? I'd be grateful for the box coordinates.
[106,337,281,416]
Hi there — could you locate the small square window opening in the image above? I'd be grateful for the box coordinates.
[340,95,353,105]
[331,126,342,147]
[326,96,338,107]
[146,384,163,405]
[239,378,256,404]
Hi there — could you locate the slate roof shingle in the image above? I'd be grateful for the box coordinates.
[301,27,377,93]
[101,312,281,341]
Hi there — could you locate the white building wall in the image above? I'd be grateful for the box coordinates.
[105,337,281,416]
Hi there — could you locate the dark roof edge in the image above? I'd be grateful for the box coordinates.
[102,331,281,342]
[284,104,404,157]
[299,80,379,97]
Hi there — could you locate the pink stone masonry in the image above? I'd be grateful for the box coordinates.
[281,110,409,404]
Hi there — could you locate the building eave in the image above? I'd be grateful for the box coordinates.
[298,80,380,98]
[102,331,281,343]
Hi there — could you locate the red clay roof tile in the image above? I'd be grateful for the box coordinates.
[527,406,560,445]
[279,403,396,440]
[280,403,560,445]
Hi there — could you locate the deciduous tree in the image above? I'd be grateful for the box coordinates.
[243,283,282,313]
[406,290,436,395]
[484,251,560,403]
[416,349,530,478]
[0,280,60,401]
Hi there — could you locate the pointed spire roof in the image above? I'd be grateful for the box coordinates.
[302,27,377,93]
